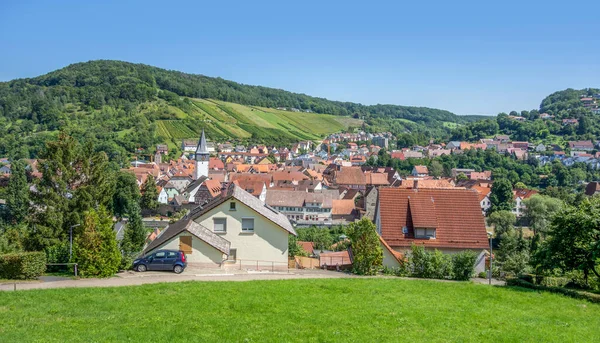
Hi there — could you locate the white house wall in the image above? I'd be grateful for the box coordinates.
[155,232,225,266]
[195,200,290,264]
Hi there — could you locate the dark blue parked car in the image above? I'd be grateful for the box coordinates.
[133,250,187,274]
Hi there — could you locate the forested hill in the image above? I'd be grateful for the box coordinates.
[540,88,600,114]
[2,60,469,122]
[0,60,481,161]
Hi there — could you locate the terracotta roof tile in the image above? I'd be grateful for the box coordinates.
[332,199,355,215]
[378,188,488,249]
[336,167,366,186]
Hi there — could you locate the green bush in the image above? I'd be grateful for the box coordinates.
[478,271,487,278]
[409,245,453,279]
[451,250,477,281]
[430,250,453,279]
[0,252,47,279]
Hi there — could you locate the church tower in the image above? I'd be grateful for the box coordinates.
[195,129,209,180]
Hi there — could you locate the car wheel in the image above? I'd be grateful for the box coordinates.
[136,264,147,272]
[173,265,184,274]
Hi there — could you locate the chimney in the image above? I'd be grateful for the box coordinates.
[413,179,419,190]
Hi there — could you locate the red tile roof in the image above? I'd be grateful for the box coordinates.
[209,158,225,170]
[413,165,429,174]
[297,241,314,255]
[378,188,488,249]
[332,199,356,215]
[513,188,538,200]
[336,167,366,186]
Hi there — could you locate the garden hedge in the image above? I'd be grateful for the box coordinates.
[0,252,47,280]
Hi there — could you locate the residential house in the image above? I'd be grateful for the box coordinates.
[182,139,198,152]
[472,186,492,215]
[156,144,168,155]
[451,168,475,178]
[163,182,180,201]
[446,141,461,150]
[412,165,429,177]
[266,190,333,222]
[331,199,357,223]
[158,187,169,204]
[334,167,366,190]
[232,180,267,203]
[209,157,225,170]
[168,172,193,192]
[569,140,594,151]
[562,119,579,126]
[469,171,492,181]
[182,176,208,203]
[512,188,538,217]
[372,136,389,149]
[195,179,224,204]
[375,187,489,273]
[494,135,510,143]
[143,184,295,268]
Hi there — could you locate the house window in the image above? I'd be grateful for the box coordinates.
[415,228,436,239]
[228,248,237,261]
[230,202,236,211]
[214,218,227,233]
[242,218,254,232]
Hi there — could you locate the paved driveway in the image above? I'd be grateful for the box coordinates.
[0,269,354,291]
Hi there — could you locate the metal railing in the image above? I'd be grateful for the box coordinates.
[227,259,291,272]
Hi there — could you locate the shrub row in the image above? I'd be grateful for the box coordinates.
[506,278,600,304]
[382,246,478,281]
[0,252,47,280]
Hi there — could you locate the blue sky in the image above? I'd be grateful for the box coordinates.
[1,0,598,115]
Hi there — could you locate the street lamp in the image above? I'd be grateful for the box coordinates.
[487,231,493,285]
[69,224,81,260]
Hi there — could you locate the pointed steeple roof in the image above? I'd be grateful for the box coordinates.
[196,129,208,154]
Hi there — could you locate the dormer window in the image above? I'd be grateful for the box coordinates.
[415,228,436,239]
[230,202,236,211]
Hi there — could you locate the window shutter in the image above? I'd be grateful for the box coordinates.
[179,236,193,254]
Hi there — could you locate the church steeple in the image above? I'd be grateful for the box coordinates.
[194,129,209,180]
[196,129,208,154]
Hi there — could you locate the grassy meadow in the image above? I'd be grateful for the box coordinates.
[1,278,599,342]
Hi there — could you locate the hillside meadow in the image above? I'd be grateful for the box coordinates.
[1,278,599,342]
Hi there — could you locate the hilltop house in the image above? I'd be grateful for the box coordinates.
[375,187,489,272]
[144,184,295,268]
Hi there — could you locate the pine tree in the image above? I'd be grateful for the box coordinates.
[6,160,29,224]
[140,174,159,212]
[75,207,121,278]
[121,202,146,254]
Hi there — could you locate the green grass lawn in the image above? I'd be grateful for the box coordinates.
[1,278,598,342]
